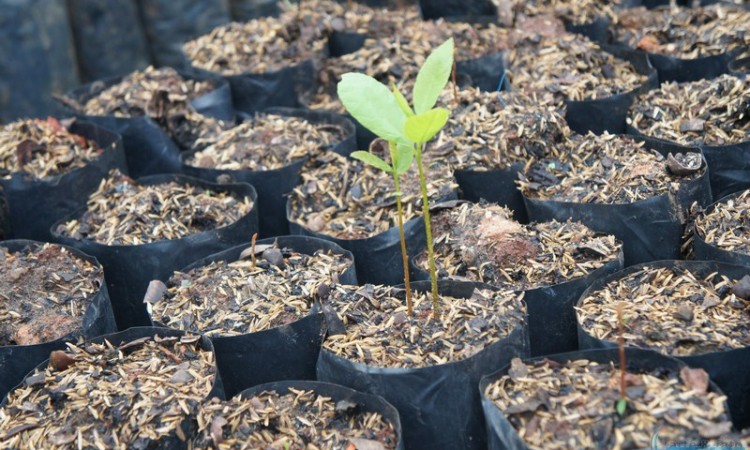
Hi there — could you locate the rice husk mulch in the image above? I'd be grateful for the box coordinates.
[506,33,648,105]
[508,0,617,26]
[484,357,734,449]
[695,189,750,257]
[0,117,101,180]
[577,265,750,356]
[288,151,456,239]
[614,4,750,59]
[0,335,215,449]
[151,242,352,337]
[192,388,399,449]
[322,284,526,369]
[0,242,102,346]
[429,88,569,172]
[628,74,750,146]
[415,202,621,289]
[56,170,254,246]
[519,132,705,203]
[185,113,347,172]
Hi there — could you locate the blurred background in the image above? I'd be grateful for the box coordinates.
[0,0,284,122]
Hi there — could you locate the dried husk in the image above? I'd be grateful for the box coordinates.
[57,170,254,245]
[0,118,101,180]
[695,189,750,256]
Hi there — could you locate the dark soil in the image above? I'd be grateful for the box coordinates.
[0,242,102,346]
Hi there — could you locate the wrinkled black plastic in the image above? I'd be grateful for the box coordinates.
[564,46,659,135]
[566,16,611,43]
[67,0,151,82]
[328,31,368,58]
[577,260,750,430]
[51,175,259,331]
[628,124,750,201]
[0,0,78,121]
[62,69,234,178]
[2,121,126,241]
[524,149,712,266]
[454,163,528,223]
[182,108,356,237]
[693,191,750,266]
[729,56,750,75]
[136,0,231,68]
[418,0,497,20]
[0,240,117,402]
[480,347,730,450]
[152,235,357,398]
[317,280,530,450]
[228,0,281,21]
[224,59,319,114]
[2,327,224,450]
[236,380,405,449]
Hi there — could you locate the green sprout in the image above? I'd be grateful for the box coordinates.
[337,38,454,319]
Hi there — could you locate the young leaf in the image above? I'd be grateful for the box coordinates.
[404,108,450,144]
[616,399,627,416]
[413,38,454,114]
[351,151,392,173]
[394,141,414,175]
[338,73,406,142]
[391,83,414,117]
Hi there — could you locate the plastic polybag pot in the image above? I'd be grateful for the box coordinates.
[0,239,117,402]
[418,0,497,20]
[524,149,712,266]
[152,235,357,398]
[182,108,356,238]
[479,347,731,450]
[236,380,405,450]
[0,0,78,121]
[576,260,750,430]
[135,0,231,68]
[2,120,126,241]
[692,191,750,266]
[61,68,234,178]
[563,46,659,135]
[1,326,224,448]
[454,163,528,223]
[729,56,750,75]
[317,280,530,450]
[627,124,750,201]
[221,59,319,114]
[67,0,151,82]
[51,175,259,331]
[228,0,280,21]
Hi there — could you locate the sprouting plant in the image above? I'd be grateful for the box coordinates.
[616,301,628,416]
[337,38,455,319]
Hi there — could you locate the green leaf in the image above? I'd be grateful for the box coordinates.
[391,83,414,117]
[337,73,407,142]
[404,108,450,144]
[394,141,414,175]
[413,38,454,114]
[615,399,627,416]
[351,151,392,173]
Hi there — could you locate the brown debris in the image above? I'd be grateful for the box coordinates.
[484,358,732,449]
[56,170,254,245]
[0,242,102,346]
[0,118,102,180]
[629,74,750,146]
[185,113,346,172]
[153,241,352,336]
[192,388,398,449]
[695,189,750,256]
[322,284,526,368]
[577,265,750,356]
[0,336,215,449]
[416,202,621,289]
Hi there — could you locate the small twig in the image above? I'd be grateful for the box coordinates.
[251,233,258,268]
[616,302,628,415]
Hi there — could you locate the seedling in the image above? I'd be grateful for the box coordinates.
[250,232,258,268]
[337,38,455,319]
[616,301,627,416]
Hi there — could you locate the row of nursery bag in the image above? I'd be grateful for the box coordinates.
[1,239,749,449]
